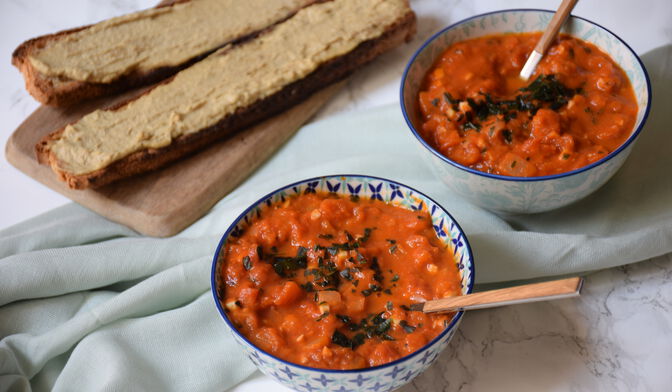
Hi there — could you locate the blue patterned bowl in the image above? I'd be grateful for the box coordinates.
[400,9,651,214]
[211,175,474,392]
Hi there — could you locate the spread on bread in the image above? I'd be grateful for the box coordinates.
[35,0,416,189]
[13,0,315,106]
[28,0,313,84]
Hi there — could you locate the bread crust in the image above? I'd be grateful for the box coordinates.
[36,9,417,190]
[11,0,310,107]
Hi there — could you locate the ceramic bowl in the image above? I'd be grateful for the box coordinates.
[400,9,651,214]
[211,175,474,392]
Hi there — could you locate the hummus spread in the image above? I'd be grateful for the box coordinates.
[49,0,409,175]
[29,0,313,83]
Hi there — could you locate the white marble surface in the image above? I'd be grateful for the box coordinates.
[1,0,671,391]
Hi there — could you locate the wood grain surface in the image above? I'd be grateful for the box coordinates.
[5,83,342,237]
[419,277,583,313]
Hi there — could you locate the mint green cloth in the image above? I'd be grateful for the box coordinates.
[1,45,670,391]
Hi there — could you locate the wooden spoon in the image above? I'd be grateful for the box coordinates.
[519,0,580,80]
[410,277,583,313]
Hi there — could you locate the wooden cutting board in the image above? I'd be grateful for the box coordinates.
[5,83,341,237]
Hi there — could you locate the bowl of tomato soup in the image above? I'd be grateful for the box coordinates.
[211,175,474,392]
[401,10,651,213]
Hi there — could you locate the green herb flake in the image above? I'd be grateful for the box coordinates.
[399,320,417,333]
[331,331,351,348]
[318,233,334,240]
[336,314,351,324]
[431,98,440,107]
[389,244,398,254]
[443,92,457,104]
[511,160,517,169]
[386,301,393,311]
[562,153,571,160]
[502,129,513,144]
[242,256,252,271]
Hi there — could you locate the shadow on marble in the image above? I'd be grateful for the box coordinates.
[398,253,672,391]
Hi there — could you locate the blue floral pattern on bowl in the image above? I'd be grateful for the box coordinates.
[211,175,475,392]
[400,9,652,214]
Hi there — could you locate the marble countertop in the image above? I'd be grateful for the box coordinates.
[1,0,671,391]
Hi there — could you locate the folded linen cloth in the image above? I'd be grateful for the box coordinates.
[1,45,670,391]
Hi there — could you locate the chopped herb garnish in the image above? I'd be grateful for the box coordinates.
[361,289,372,297]
[242,256,252,271]
[463,121,481,131]
[519,74,578,110]
[562,153,570,159]
[511,160,517,168]
[339,268,354,281]
[318,233,334,240]
[353,279,359,287]
[336,314,351,324]
[356,252,367,265]
[431,98,439,107]
[352,333,366,347]
[386,301,393,311]
[272,246,308,277]
[389,244,398,254]
[300,282,315,292]
[391,274,399,282]
[331,331,352,348]
[444,92,457,104]
[399,320,417,333]
[502,129,513,144]
[383,289,392,295]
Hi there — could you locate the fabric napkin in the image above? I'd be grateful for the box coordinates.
[1,45,670,391]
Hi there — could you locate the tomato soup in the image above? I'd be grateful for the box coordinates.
[418,33,638,177]
[219,192,462,369]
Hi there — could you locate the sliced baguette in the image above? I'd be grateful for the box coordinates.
[12,0,315,106]
[36,0,417,190]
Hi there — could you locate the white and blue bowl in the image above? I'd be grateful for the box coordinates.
[401,9,652,214]
[211,175,475,392]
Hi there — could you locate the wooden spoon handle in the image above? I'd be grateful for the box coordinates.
[418,277,583,313]
[535,0,579,55]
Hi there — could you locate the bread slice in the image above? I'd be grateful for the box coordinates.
[36,0,416,190]
[12,0,315,106]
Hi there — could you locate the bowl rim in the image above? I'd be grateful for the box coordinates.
[210,174,475,374]
[400,8,653,183]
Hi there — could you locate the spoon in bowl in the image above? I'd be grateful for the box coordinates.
[519,0,580,81]
[410,277,583,313]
